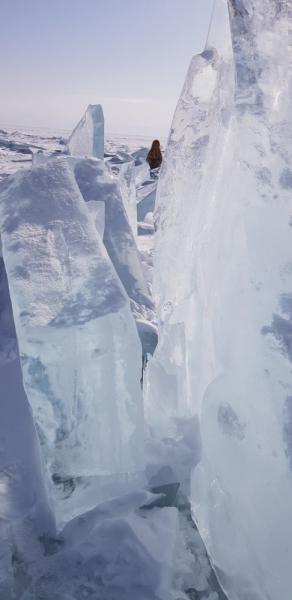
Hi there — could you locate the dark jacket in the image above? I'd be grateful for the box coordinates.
[147,157,162,170]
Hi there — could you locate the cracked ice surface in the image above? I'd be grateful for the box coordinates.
[148,1,292,599]
[0,159,144,501]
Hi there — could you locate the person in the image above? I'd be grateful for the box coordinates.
[146,139,163,171]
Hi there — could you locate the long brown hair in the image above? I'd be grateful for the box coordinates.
[146,139,162,163]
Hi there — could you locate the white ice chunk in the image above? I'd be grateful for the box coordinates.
[0,159,144,489]
[143,212,154,225]
[67,104,104,159]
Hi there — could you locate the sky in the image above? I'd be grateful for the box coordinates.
[0,0,213,137]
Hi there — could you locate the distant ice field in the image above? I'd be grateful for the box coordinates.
[0,123,167,181]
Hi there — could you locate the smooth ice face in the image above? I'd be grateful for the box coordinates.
[67,104,104,159]
[131,147,149,161]
[0,359,54,530]
[134,159,150,186]
[137,187,156,222]
[106,152,137,237]
[0,258,54,534]
[0,159,144,489]
[86,200,105,238]
[148,1,292,599]
[0,258,18,366]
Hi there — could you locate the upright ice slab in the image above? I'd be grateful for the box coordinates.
[106,152,137,237]
[67,104,104,159]
[0,359,54,528]
[137,186,157,223]
[0,159,144,488]
[69,157,152,313]
[148,1,292,599]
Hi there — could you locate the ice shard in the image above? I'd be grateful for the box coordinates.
[106,152,137,237]
[0,257,55,540]
[131,147,149,161]
[67,104,104,159]
[0,358,55,528]
[137,186,157,223]
[86,200,105,238]
[147,1,292,599]
[134,158,150,186]
[0,159,144,489]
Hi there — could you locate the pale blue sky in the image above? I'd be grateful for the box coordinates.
[0,0,213,136]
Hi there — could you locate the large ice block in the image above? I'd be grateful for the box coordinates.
[69,157,152,312]
[147,1,292,599]
[0,159,144,485]
[67,104,104,159]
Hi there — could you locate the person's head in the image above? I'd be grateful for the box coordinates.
[150,139,160,152]
[147,139,162,162]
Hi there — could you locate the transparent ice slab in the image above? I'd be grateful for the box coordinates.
[0,159,145,488]
[147,0,292,598]
[106,151,137,238]
[69,157,152,312]
[67,104,104,159]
